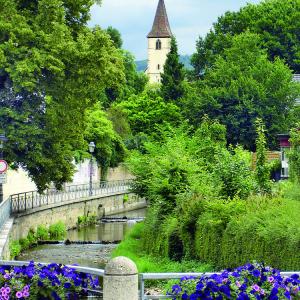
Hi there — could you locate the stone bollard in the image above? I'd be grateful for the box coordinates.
[104,256,138,300]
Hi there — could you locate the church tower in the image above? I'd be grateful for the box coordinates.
[146,0,173,84]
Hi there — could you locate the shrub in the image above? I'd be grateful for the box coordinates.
[195,198,300,270]
[26,228,37,244]
[77,215,97,227]
[36,225,49,240]
[49,221,66,240]
[19,238,30,251]
[9,241,22,258]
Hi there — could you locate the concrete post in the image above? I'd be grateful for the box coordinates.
[104,256,138,300]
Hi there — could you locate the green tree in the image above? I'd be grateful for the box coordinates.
[0,0,124,190]
[191,0,300,77]
[255,119,271,194]
[115,90,182,136]
[84,105,126,180]
[161,37,185,102]
[186,33,299,150]
[106,26,123,49]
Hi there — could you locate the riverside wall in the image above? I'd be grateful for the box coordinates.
[1,192,146,259]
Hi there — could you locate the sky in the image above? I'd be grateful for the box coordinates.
[89,0,262,60]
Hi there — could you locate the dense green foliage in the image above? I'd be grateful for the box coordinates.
[255,119,271,193]
[115,90,182,136]
[123,118,300,271]
[185,33,299,149]
[0,0,124,190]
[191,0,300,76]
[112,222,212,274]
[84,105,126,179]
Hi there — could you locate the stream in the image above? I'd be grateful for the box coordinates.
[17,208,147,269]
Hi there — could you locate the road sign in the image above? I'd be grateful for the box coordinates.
[0,160,8,173]
[0,173,7,184]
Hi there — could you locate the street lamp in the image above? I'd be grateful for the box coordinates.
[0,133,8,203]
[88,142,95,196]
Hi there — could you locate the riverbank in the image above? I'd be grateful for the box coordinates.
[112,222,212,273]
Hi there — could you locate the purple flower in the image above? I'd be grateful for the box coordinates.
[23,291,30,298]
[16,291,23,298]
[268,276,275,283]
[252,284,260,292]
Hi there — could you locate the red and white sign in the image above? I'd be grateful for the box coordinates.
[0,160,8,173]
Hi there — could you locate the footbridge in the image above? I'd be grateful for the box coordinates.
[0,180,146,259]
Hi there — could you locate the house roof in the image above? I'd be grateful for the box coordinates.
[147,0,172,38]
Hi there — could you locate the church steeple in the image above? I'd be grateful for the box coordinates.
[147,0,172,38]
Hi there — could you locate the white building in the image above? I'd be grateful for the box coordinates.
[293,74,300,105]
[146,0,172,84]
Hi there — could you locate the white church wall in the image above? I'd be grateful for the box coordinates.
[147,37,171,83]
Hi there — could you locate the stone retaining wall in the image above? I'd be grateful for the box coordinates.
[1,192,146,259]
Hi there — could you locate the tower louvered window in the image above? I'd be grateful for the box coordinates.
[156,39,162,50]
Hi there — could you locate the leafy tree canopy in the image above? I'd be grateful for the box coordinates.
[83,105,126,180]
[115,89,182,136]
[191,0,300,77]
[186,33,300,150]
[106,26,123,49]
[0,0,124,190]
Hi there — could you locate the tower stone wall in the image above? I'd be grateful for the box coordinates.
[146,0,172,84]
[147,37,171,83]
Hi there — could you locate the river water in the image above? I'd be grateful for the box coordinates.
[18,208,146,269]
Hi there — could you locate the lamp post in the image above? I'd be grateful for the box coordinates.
[88,142,95,196]
[0,133,8,203]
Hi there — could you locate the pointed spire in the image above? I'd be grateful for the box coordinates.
[147,0,173,38]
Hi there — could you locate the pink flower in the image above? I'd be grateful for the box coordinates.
[5,287,10,294]
[236,281,242,288]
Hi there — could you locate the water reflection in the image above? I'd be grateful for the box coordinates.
[18,208,147,269]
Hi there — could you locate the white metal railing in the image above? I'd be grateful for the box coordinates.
[10,180,132,214]
[0,260,104,297]
[139,271,300,300]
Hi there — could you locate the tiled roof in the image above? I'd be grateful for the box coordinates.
[147,0,172,38]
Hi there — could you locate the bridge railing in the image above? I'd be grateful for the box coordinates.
[10,179,133,214]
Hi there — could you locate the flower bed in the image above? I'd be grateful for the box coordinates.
[170,263,300,299]
[0,261,100,299]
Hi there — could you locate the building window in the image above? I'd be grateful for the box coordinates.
[157,64,160,70]
[156,39,162,50]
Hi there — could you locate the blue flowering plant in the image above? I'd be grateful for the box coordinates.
[170,263,300,299]
[0,261,100,299]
